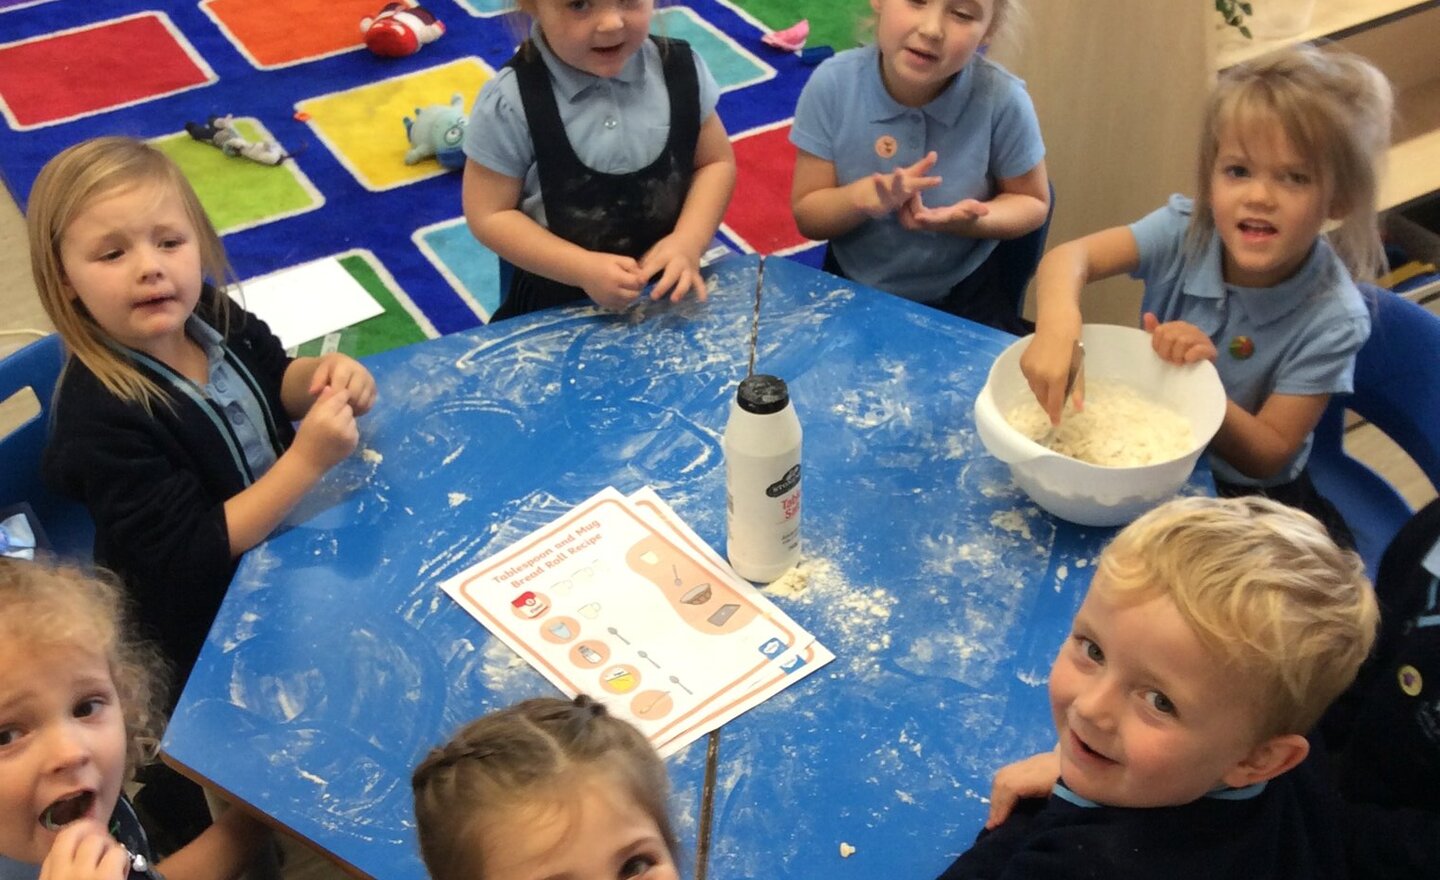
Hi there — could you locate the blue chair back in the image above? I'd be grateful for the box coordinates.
[0,857,37,880]
[989,180,1056,325]
[1310,285,1440,576]
[0,334,94,561]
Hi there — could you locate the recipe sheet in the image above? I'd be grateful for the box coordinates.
[441,486,832,755]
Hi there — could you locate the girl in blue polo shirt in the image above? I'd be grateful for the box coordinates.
[463,0,736,321]
[1021,45,1392,544]
[790,0,1049,333]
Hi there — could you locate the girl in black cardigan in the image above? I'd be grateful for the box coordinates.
[29,137,378,691]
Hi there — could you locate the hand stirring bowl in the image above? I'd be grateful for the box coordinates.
[1039,340,1085,448]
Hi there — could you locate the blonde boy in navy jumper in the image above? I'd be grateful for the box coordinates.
[941,497,1377,879]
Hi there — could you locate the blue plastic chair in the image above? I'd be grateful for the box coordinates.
[0,333,93,561]
[1310,285,1440,577]
[988,180,1056,328]
[0,857,37,880]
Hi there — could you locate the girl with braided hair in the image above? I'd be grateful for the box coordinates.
[412,696,679,880]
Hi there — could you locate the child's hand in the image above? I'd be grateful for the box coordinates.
[1020,333,1083,425]
[859,152,942,218]
[639,235,708,303]
[985,749,1060,829]
[898,194,990,233]
[39,819,131,880]
[291,385,358,473]
[1143,313,1217,364]
[579,253,647,310]
[308,353,377,416]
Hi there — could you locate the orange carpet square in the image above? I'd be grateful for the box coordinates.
[202,0,381,68]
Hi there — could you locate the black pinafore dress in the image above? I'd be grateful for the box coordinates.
[491,36,700,321]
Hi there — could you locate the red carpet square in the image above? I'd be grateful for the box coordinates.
[0,13,214,130]
[721,120,813,255]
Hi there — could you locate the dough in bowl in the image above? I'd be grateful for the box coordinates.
[1005,378,1195,467]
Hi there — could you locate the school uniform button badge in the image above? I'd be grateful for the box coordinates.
[1228,336,1255,360]
[875,134,897,159]
[1398,664,1422,696]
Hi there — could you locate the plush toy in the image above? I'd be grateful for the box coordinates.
[404,94,467,169]
[185,115,288,166]
[361,2,445,57]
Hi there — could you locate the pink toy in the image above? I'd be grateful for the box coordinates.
[361,2,445,58]
[762,19,809,52]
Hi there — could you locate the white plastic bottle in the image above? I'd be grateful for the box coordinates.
[724,374,802,583]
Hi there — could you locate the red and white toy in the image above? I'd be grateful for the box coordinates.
[360,2,445,58]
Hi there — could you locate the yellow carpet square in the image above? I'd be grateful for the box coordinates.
[298,58,492,191]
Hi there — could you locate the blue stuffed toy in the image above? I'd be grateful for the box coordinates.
[404,94,467,170]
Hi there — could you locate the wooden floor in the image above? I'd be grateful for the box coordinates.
[0,185,1433,880]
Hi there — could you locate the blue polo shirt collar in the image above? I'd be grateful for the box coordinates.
[863,45,975,125]
[1184,231,1334,328]
[1054,779,1267,808]
[531,23,646,104]
[187,314,226,366]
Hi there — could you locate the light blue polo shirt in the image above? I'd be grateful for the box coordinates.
[118,316,281,484]
[790,44,1045,301]
[465,24,720,228]
[1130,195,1371,487]
[189,317,279,480]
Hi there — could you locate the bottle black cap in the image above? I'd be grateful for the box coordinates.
[737,374,790,414]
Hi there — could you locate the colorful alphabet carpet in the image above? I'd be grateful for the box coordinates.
[0,0,863,354]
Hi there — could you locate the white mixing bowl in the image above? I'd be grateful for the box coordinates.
[973,324,1227,527]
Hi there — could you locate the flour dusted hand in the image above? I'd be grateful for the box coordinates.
[898,194,989,233]
[308,353,377,415]
[640,233,707,303]
[580,252,646,310]
[292,385,359,473]
[859,151,942,218]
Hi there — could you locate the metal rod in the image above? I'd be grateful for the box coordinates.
[746,256,765,378]
[694,728,721,880]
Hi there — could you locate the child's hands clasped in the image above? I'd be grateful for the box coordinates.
[640,234,708,303]
[292,385,359,474]
[859,151,942,219]
[307,353,377,415]
[579,252,647,310]
[1143,313,1217,365]
[985,749,1061,830]
[39,820,131,880]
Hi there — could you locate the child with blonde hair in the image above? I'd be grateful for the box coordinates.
[30,137,376,689]
[463,0,736,320]
[412,696,679,880]
[1022,45,1393,544]
[938,496,1377,878]
[791,0,1049,332]
[0,559,267,879]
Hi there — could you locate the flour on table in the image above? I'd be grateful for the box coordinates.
[762,548,896,679]
[989,509,1032,541]
[764,557,836,598]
